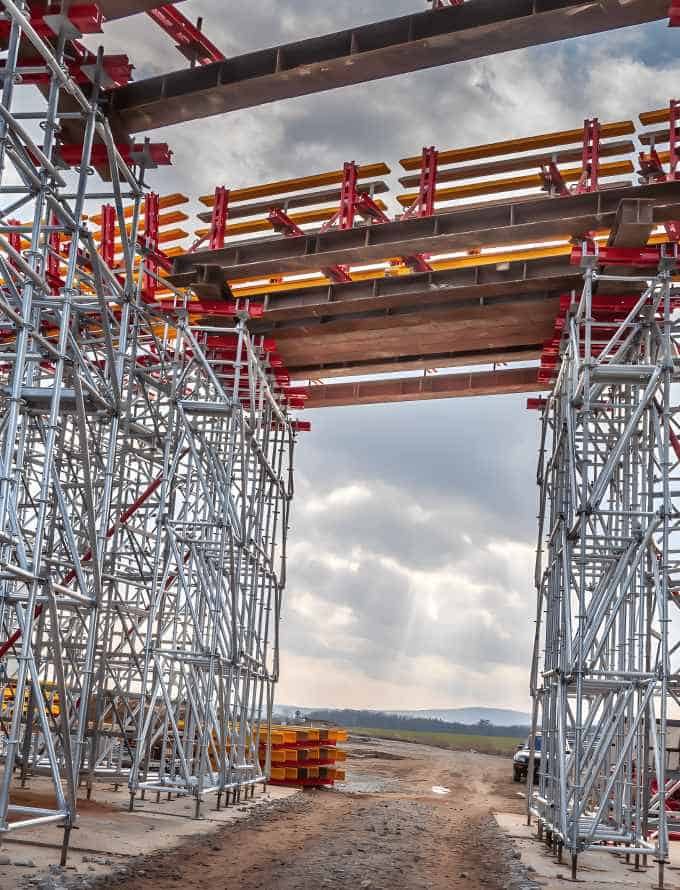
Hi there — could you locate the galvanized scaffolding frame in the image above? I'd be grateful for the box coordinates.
[127,318,295,815]
[0,0,298,861]
[0,0,151,859]
[529,249,680,887]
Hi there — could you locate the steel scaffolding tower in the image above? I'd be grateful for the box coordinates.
[127,320,294,814]
[0,0,153,860]
[0,0,298,861]
[530,248,680,887]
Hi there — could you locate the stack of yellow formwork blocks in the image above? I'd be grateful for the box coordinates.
[261,725,348,787]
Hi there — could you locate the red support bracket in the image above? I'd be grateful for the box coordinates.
[209,186,229,250]
[7,218,21,269]
[670,3,680,25]
[402,254,433,273]
[540,161,570,197]
[268,207,304,237]
[100,204,116,269]
[575,118,600,194]
[57,142,171,168]
[142,192,160,300]
[47,212,62,295]
[670,99,680,179]
[571,243,679,267]
[320,162,359,232]
[403,146,439,219]
[527,397,548,411]
[323,264,353,284]
[638,146,667,182]
[355,192,390,224]
[0,4,103,41]
[146,5,225,66]
[666,221,680,243]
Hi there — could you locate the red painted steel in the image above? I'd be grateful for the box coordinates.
[142,192,160,299]
[403,146,438,219]
[100,204,116,268]
[58,142,171,167]
[146,4,225,66]
[208,186,229,250]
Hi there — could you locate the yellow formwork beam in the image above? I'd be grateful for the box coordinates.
[400,121,636,170]
[89,193,189,225]
[640,107,673,126]
[199,163,391,206]
[93,210,189,241]
[397,159,634,206]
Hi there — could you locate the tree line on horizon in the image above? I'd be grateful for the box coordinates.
[286,708,528,738]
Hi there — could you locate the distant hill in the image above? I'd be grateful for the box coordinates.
[274,705,530,727]
[390,707,530,726]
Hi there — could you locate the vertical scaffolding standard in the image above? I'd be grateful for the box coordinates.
[0,0,299,860]
[530,247,680,887]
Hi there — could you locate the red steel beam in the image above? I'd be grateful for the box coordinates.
[146,4,225,66]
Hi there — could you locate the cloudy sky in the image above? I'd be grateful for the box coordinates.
[89,3,679,713]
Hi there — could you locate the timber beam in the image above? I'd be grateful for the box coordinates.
[287,346,543,381]
[171,182,680,283]
[106,0,668,133]
[305,366,546,408]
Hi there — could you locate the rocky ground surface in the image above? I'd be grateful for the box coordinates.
[12,737,539,890]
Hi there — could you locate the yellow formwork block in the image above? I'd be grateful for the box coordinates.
[333,769,346,782]
[285,768,298,781]
[334,749,347,762]
[270,767,286,781]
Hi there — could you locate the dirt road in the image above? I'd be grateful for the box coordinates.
[93,737,531,890]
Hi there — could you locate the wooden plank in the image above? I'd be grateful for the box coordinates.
[305,366,546,408]
[399,121,636,170]
[397,160,634,206]
[398,141,635,189]
[199,163,391,206]
[287,347,542,380]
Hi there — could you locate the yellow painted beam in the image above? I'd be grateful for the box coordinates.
[640,107,672,126]
[89,193,189,225]
[199,163,391,206]
[93,210,189,241]
[399,121,635,170]
[396,159,634,206]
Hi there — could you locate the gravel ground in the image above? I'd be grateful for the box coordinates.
[14,738,538,890]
